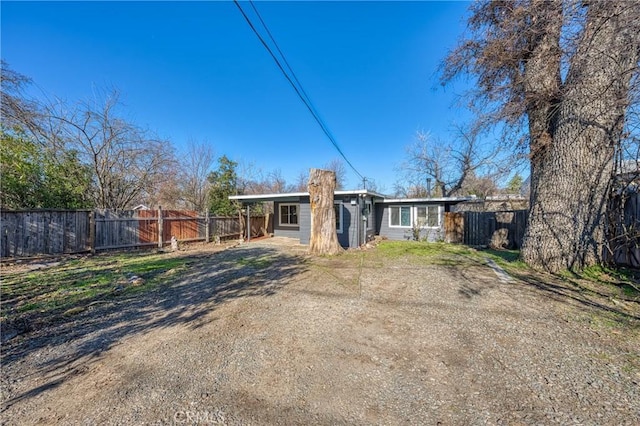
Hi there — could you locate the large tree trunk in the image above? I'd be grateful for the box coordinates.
[522,2,640,272]
[308,168,343,255]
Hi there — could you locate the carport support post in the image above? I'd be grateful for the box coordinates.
[246,204,250,242]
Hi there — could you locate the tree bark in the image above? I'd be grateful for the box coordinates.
[308,168,343,255]
[522,2,640,272]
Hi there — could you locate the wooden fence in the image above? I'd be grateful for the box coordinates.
[1,210,92,257]
[445,210,528,249]
[1,209,266,258]
[608,191,640,267]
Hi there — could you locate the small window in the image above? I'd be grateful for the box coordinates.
[427,205,439,227]
[334,202,343,234]
[279,203,299,226]
[389,205,411,227]
[416,206,427,226]
[415,205,439,228]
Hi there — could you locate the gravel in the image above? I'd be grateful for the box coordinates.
[1,239,639,425]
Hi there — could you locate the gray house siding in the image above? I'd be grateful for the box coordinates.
[365,199,376,242]
[301,198,353,248]
[299,197,311,245]
[377,202,444,242]
[377,204,409,241]
[341,201,358,248]
[273,201,301,239]
[232,192,467,247]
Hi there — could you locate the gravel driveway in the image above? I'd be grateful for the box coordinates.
[2,238,639,425]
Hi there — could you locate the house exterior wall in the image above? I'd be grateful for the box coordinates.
[277,196,350,247]
[299,197,311,245]
[377,202,445,242]
[341,198,358,248]
[298,195,364,248]
[273,200,301,239]
[365,199,376,242]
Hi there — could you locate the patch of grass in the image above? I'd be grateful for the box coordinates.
[376,241,530,272]
[235,256,274,269]
[377,241,475,259]
[483,248,520,263]
[560,264,640,301]
[1,252,190,323]
[482,249,529,272]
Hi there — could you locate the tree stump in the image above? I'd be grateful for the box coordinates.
[308,168,343,255]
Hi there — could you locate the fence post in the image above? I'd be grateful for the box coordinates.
[246,204,251,242]
[158,206,163,249]
[205,210,210,243]
[89,210,96,254]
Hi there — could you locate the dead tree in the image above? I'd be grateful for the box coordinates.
[308,168,343,255]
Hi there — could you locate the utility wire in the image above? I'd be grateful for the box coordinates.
[233,0,364,181]
[248,0,327,140]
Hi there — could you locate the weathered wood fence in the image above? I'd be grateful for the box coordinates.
[445,210,528,249]
[1,209,267,258]
[0,210,92,257]
[608,190,640,268]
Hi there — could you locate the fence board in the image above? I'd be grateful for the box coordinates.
[210,216,241,239]
[0,209,258,258]
[1,210,91,257]
[445,210,528,249]
[608,191,640,267]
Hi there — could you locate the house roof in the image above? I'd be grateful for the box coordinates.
[229,190,473,204]
[229,189,386,203]
[379,196,475,204]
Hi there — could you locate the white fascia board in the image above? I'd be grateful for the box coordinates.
[229,189,387,202]
[381,197,474,203]
[228,192,308,201]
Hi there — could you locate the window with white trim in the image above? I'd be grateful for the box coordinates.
[334,202,343,234]
[389,205,412,227]
[415,205,440,227]
[279,203,299,226]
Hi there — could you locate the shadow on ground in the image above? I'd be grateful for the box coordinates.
[509,270,640,322]
[1,245,307,410]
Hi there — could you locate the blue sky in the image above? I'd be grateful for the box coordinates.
[1,0,484,191]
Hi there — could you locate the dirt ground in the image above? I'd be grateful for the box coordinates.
[1,238,639,425]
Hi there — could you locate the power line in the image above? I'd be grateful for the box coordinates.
[233,0,364,181]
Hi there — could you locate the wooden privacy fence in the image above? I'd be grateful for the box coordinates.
[445,210,528,249]
[1,210,92,257]
[1,209,267,258]
[608,190,640,268]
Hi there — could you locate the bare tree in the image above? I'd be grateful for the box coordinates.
[324,159,348,190]
[49,91,175,209]
[396,128,505,197]
[143,160,182,209]
[444,0,640,272]
[0,60,41,135]
[178,140,215,212]
[1,62,93,209]
[292,171,309,192]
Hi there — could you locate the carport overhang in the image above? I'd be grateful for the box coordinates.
[229,189,387,204]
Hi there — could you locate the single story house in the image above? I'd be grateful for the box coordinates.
[229,190,472,248]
